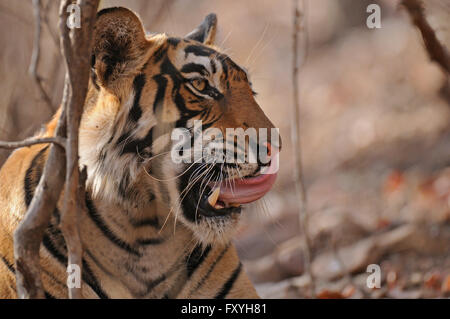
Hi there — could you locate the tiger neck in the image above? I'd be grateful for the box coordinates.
[86,189,193,246]
[81,192,206,298]
[80,84,175,229]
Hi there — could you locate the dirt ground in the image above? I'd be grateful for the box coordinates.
[0,0,449,298]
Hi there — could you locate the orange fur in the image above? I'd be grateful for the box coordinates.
[0,7,278,299]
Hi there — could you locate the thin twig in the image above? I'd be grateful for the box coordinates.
[292,0,315,298]
[29,0,41,78]
[401,0,450,74]
[29,0,55,113]
[0,137,66,150]
[0,3,32,25]
[41,1,61,51]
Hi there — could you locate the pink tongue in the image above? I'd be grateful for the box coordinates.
[214,156,279,204]
[217,173,277,204]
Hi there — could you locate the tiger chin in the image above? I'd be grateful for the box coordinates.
[0,7,281,299]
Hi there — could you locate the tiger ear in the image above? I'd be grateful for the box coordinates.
[185,13,217,45]
[92,7,151,89]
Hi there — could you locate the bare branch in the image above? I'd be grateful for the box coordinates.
[401,0,450,75]
[0,137,66,150]
[292,0,315,298]
[57,0,100,299]
[14,105,67,299]
[14,0,100,299]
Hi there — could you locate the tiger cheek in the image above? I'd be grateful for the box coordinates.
[161,104,181,123]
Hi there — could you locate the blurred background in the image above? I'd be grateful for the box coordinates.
[0,0,449,298]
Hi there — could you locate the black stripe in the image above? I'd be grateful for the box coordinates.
[117,171,131,198]
[184,45,215,57]
[181,63,209,76]
[218,56,229,81]
[42,209,67,265]
[210,60,217,74]
[42,230,108,299]
[102,54,118,83]
[42,219,107,298]
[129,216,159,228]
[0,255,15,274]
[42,217,108,299]
[118,127,154,156]
[167,37,181,47]
[24,146,49,206]
[152,74,168,112]
[116,131,131,148]
[152,44,168,63]
[136,237,164,245]
[144,273,167,295]
[159,58,201,120]
[189,245,229,296]
[42,233,67,265]
[39,267,69,299]
[186,245,211,278]
[85,193,141,256]
[41,267,67,289]
[82,258,109,299]
[202,106,213,123]
[214,262,242,299]
[143,255,186,295]
[44,291,56,299]
[129,74,146,122]
[174,90,192,117]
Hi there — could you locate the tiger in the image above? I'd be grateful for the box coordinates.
[0,7,281,299]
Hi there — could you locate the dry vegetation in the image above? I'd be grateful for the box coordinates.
[0,0,449,298]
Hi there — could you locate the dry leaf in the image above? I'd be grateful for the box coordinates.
[384,171,405,193]
[342,285,356,298]
[424,272,441,290]
[317,290,346,299]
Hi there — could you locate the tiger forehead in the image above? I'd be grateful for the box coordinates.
[166,38,249,83]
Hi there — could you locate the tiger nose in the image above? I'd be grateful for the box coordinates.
[258,141,279,166]
[265,142,272,157]
[264,140,281,158]
[266,130,282,153]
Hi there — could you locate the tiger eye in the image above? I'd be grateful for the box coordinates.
[191,78,207,91]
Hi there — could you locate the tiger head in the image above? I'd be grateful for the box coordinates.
[81,7,281,244]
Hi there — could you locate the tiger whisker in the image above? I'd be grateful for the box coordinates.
[175,162,215,229]
[158,159,209,234]
[136,149,171,164]
[245,23,270,67]
[162,160,213,234]
[219,30,232,49]
[143,156,204,182]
